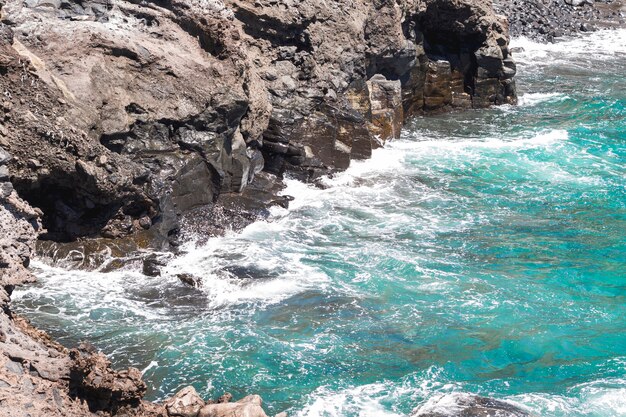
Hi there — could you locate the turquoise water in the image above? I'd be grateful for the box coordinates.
[13,31,626,416]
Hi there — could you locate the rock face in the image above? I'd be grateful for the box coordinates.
[0,312,167,417]
[0,148,42,310]
[69,343,147,413]
[0,0,516,247]
[493,0,625,42]
[413,394,531,417]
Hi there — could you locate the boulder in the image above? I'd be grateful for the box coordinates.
[198,395,268,417]
[165,386,206,417]
[68,343,147,412]
[178,274,203,288]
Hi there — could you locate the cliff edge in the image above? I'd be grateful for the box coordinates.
[0,0,516,247]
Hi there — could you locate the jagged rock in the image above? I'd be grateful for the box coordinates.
[413,394,531,417]
[0,148,42,309]
[143,254,167,277]
[165,386,205,417]
[69,343,147,412]
[198,395,268,417]
[218,393,233,403]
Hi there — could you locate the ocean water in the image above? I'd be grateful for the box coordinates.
[13,30,626,416]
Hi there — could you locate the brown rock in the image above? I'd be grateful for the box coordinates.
[165,386,205,417]
[69,344,147,412]
[198,395,268,417]
[367,75,403,142]
[218,392,233,403]
[424,60,453,110]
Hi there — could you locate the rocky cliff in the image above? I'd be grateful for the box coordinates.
[0,0,516,248]
[0,0,518,415]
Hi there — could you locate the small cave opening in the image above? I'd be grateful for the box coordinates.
[419,20,487,97]
[13,177,122,242]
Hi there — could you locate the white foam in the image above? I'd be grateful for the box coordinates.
[512,29,626,67]
[401,129,568,153]
[506,376,626,417]
[141,360,159,375]
[14,260,168,322]
[518,92,570,107]
[412,392,467,416]
[164,236,330,308]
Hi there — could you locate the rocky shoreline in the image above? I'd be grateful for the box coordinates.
[494,0,625,42]
[1,0,611,415]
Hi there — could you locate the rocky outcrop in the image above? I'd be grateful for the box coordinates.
[0,0,516,248]
[413,394,532,417]
[0,148,42,311]
[246,0,517,180]
[494,0,625,42]
[0,311,168,416]
[165,386,206,417]
[69,343,148,413]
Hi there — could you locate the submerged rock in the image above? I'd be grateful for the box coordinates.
[178,274,203,289]
[413,394,531,417]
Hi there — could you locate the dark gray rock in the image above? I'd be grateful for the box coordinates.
[142,254,166,277]
[178,273,202,288]
[494,0,625,42]
[413,394,531,417]
[5,360,24,375]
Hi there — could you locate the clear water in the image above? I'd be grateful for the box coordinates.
[13,30,626,416]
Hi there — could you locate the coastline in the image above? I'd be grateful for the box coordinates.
[1,1,625,417]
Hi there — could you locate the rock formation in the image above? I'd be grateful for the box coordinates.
[0,148,41,311]
[0,0,516,249]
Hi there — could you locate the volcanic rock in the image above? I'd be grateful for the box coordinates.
[413,394,532,417]
[165,386,206,417]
